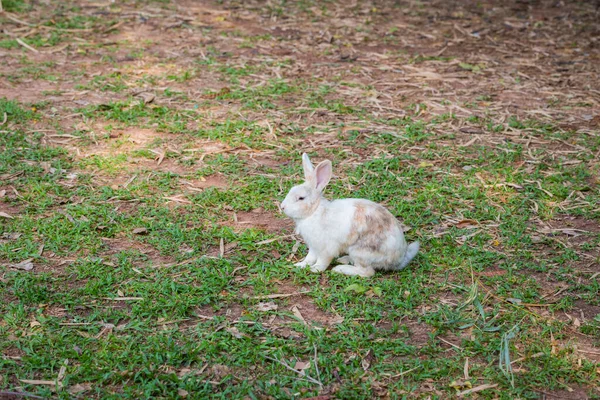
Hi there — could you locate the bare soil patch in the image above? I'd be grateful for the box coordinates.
[0,201,21,221]
[537,385,595,400]
[180,174,228,190]
[550,216,600,235]
[572,300,600,324]
[570,332,600,364]
[247,154,289,168]
[1,344,25,360]
[196,302,244,321]
[136,157,195,175]
[529,216,600,272]
[477,265,508,277]
[80,127,169,157]
[406,320,432,348]
[99,237,175,267]
[0,184,24,219]
[223,208,294,234]
[286,299,339,327]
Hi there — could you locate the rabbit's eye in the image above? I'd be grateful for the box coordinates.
[298,196,305,201]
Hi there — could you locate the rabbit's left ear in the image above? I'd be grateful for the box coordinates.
[315,160,332,192]
[302,153,315,182]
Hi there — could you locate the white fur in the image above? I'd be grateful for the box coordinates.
[281,153,419,277]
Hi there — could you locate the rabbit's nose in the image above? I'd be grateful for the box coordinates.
[280,202,286,211]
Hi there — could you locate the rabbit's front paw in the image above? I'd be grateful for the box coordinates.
[294,260,309,268]
[309,264,328,273]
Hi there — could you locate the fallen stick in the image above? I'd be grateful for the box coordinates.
[16,38,39,53]
[251,290,310,300]
[0,391,45,399]
[457,384,498,397]
[101,297,144,301]
[264,355,322,387]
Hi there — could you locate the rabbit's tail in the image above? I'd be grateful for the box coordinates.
[397,241,420,270]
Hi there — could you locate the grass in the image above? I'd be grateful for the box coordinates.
[2,93,599,398]
[1,0,600,398]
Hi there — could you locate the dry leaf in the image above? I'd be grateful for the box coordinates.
[294,360,311,375]
[291,305,307,325]
[9,258,34,271]
[0,211,14,219]
[115,323,128,331]
[20,379,55,385]
[137,92,155,104]
[256,302,278,312]
[328,313,344,325]
[177,366,207,378]
[459,127,484,134]
[163,195,192,204]
[132,227,148,235]
[226,327,247,338]
[178,389,189,397]
[210,364,231,378]
[103,297,143,301]
[455,219,479,229]
[251,290,310,300]
[457,383,498,397]
[69,382,92,394]
[361,349,375,371]
[408,70,443,80]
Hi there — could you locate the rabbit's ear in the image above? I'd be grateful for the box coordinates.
[302,153,315,182]
[315,160,332,192]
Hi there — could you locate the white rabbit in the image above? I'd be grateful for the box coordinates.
[280,153,419,278]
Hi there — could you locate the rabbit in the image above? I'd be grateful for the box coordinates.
[280,153,419,278]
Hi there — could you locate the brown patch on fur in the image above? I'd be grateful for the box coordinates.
[340,202,400,269]
[303,191,324,218]
[368,205,396,233]
[351,203,367,230]
[342,203,365,251]
[355,204,396,253]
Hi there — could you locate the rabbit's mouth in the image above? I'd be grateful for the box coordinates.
[280,204,303,220]
[280,206,296,219]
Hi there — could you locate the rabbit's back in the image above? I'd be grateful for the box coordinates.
[341,199,408,269]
